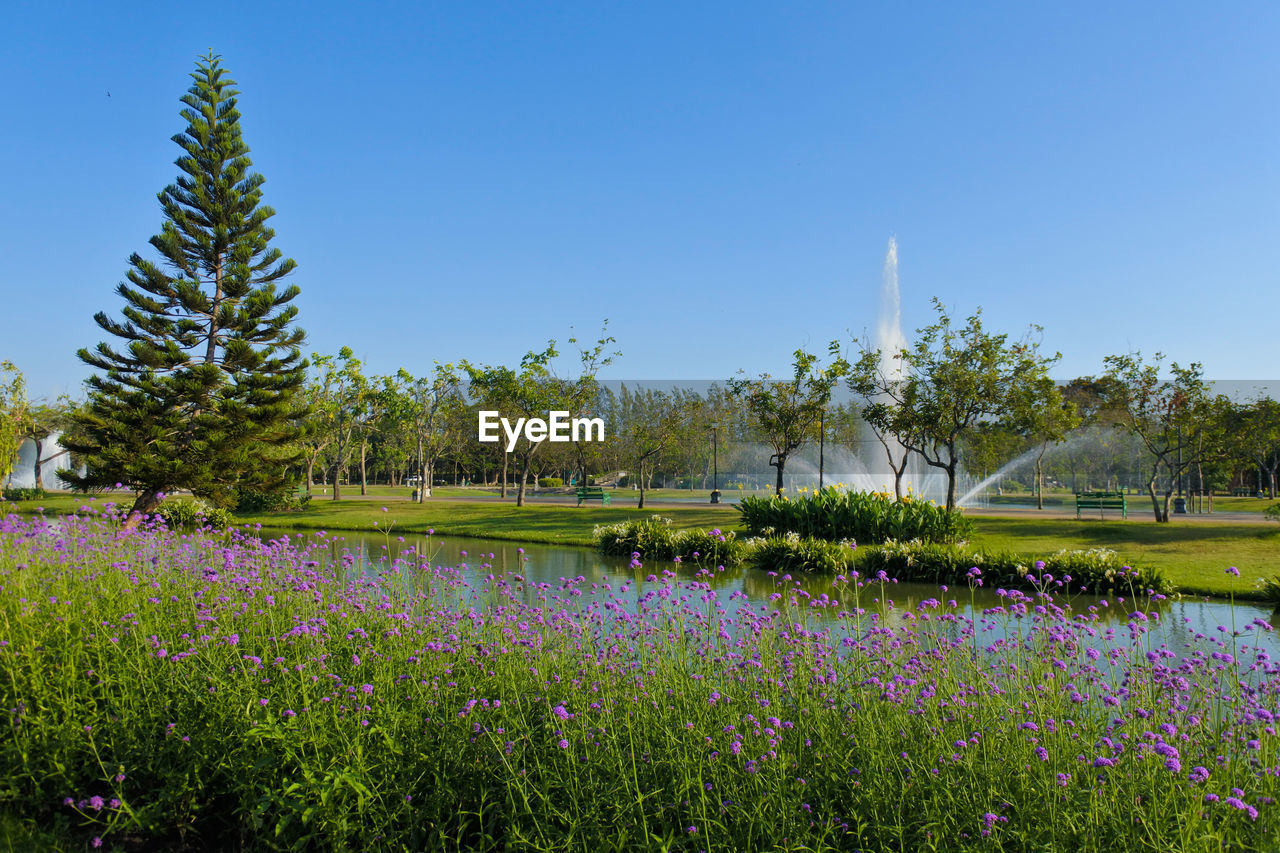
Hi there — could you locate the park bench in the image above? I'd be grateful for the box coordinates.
[576,486,612,506]
[1075,490,1126,519]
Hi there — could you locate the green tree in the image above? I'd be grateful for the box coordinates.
[728,347,846,496]
[849,299,1060,511]
[392,365,463,502]
[463,329,616,507]
[0,362,27,486]
[616,387,690,509]
[62,53,306,519]
[17,396,78,491]
[1009,376,1080,509]
[1102,353,1227,522]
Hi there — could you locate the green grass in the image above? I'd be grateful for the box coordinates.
[9,493,1280,599]
[968,517,1280,599]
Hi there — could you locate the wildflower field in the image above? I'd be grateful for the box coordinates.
[1,508,1278,851]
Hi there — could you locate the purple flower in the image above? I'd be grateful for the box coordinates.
[1226,566,1240,577]
[557,739,569,749]
[361,684,374,695]
[1189,766,1210,783]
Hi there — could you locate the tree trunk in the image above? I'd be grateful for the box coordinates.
[638,460,647,510]
[945,462,958,512]
[123,488,163,530]
[359,442,368,496]
[772,454,786,496]
[516,455,531,507]
[501,455,509,498]
[332,462,342,501]
[1035,445,1047,511]
[305,458,315,494]
[32,438,44,490]
[1146,468,1166,522]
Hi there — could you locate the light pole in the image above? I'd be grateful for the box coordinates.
[710,423,721,504]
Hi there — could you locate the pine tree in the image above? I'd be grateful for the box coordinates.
[63,52,306,519]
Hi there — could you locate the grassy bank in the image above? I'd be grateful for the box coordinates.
[3,512,1277,851]
[7,494,1278,599]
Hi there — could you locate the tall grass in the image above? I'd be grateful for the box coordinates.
[738,487,973,544]
[1,507,1276,850]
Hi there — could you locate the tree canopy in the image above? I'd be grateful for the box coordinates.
[62,53,307,518]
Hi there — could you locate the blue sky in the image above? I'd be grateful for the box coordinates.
[3,1,1277,398]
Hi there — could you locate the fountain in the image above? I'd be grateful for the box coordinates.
[780,238,977,505]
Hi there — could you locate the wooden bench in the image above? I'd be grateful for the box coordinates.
[1075,490,1126,519]
[576,486,612,506]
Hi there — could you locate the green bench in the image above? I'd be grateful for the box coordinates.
[576,486,612,506]
[1075,490,1126,519]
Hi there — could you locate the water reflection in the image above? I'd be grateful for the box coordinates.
[255,527,1280,656]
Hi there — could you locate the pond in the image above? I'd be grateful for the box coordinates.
[259,526,1280,656]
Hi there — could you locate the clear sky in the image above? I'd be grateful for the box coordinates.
[3,1,1277,398]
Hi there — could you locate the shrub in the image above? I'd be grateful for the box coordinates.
[672,527,747,567]
[594,516,677,559]
[594,517,747,565]
[857,541,1168,594]
[156,499,232,530]
[537,477,564,488]
[748,534,858,574]
[738,487,971,545]
[1264,503,1280,524]
[234,488,310,514]
[1,487,46,502]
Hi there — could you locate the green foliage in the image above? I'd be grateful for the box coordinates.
[727,346,846,495]
[233,488,310,514]
[671,527,745,567]
[1264,503,1280,524]
[0,361,26,485]
[1,487,46,502]
[593,516,746,565]
[61,53,307,517]
[1258,575,1280,605]
[537,477,564,488]
[849,298,1061,509]
[857,541,1169,593]
[748,534,858,574]
[155,498,232,530]
[738,487,972,544]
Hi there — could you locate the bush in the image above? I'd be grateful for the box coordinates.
[234,488,310,514]
[2,487,46,502]
[856,541,1168,594]
[537,477,564,488]
[155,499,232,530]
[748,534,858,574]
[671,527,747,567]
[594,517,747,565]
[738,487,971,545]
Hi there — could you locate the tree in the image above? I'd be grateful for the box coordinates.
[617,387,689,509]
[1101,353,1227,522]
[304,348,366,500]
[392,365,463,502]
[17,397,77,491]
[849,299,1060,511]
[62,53,306,519]
[463,328,616,507]
[1225,397,1280,500]
[1008,376,1079,509]
[0,361,27,486]
[728,347,846,496]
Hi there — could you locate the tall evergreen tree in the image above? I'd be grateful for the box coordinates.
[62,53,306,519]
